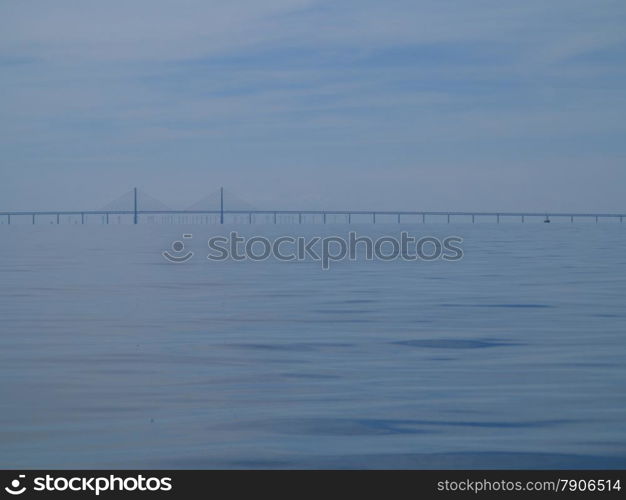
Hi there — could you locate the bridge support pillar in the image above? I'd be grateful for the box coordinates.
[134,187,138,225]
[220,187,224,225]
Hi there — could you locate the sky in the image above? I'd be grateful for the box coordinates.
[1,0,625,212]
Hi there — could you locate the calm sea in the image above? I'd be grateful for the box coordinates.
[1,223,625,469]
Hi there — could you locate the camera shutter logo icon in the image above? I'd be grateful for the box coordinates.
[5,475,26,495]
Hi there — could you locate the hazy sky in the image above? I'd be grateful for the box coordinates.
[1,1,625,211]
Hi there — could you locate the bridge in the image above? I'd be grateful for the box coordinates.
[1,188,624,224]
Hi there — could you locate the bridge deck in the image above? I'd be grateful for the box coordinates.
[0,209,624,223]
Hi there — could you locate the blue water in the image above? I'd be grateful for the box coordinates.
[1,224,625,469]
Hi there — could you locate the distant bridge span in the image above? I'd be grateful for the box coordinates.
[1,209,624,225]
[1,187,624,224]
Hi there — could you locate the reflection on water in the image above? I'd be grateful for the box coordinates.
[1,224,625,469]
